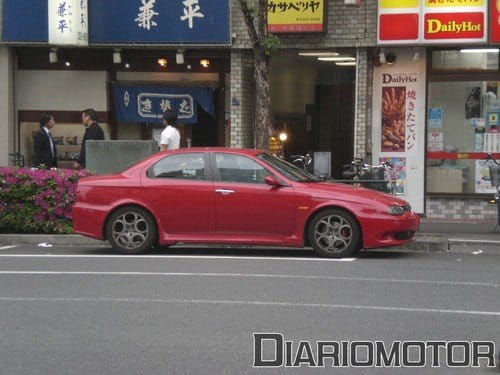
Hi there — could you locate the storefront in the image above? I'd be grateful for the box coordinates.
[375,0,500,220]
[269,50,357,178]
[265,2,357,178]
[1,0,230,168]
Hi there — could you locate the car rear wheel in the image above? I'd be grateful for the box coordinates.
[308,209,361,258]
[106,206,157,254]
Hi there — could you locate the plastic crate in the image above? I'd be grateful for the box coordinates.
[489,165,500,187]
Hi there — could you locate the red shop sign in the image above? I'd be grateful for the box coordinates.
[424,12,485,40]
[379,13,419,41]
[427,152,500,160]
[490,0,500,43]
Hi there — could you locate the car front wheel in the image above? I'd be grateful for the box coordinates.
[106,206,157,254]
[308,209,361,258]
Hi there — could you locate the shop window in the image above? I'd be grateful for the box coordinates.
[427,81,500,194]
[432,50,498,72]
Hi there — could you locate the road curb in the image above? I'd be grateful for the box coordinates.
[0,234,107,247]
[0,233,448,252]
[1,233,499,254]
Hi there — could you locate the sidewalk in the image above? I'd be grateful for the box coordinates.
[0,219,498,254]
[416,219,500,253]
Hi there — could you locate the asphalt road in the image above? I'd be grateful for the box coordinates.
[0,245,499,374]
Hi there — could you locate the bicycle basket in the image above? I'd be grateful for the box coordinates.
[489,165,500,187]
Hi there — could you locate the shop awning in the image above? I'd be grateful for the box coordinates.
[113,84,215,125]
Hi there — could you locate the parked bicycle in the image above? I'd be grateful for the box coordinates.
[484,153,500,231]
[341,159,395,194]
[9,152,25,168]
[290,154,313,173]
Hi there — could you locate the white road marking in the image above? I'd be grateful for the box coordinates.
[0,246,17,251]
[0,271,496,288]
[0,297,497,316]
[0,254,355,262]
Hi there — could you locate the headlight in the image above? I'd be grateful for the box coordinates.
[388,205,406,215]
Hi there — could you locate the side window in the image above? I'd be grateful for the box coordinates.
[151,153,206,180]
[215,153,271,184]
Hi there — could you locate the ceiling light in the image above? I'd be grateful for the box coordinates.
[200,59,210,68]
[158,58,168,67]
[49,48,58,63]
[279,132,288,142]
[335,61,356,66]
[113,49,122,64]
[176,49,185,64]
[299,51,340,57]
[318,57,356,62]
[460,48,499,53]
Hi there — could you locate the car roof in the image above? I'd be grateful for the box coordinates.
[161,147,264,156]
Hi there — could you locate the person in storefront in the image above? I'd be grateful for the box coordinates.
[33,114,58,169]
[160,110,181,151]
[73,108,105,169]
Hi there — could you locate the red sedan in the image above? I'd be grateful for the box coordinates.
[73,148,419,257]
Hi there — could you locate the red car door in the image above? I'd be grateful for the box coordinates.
[141,152,215,236]
[212,152,295,238]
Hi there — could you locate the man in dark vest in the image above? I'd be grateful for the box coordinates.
[73,108,105,169]
[33,114,58,169]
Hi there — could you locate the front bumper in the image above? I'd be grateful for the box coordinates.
[362,212,420,249]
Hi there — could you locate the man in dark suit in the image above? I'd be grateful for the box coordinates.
[33,114,58,169]
[73,108,105,169]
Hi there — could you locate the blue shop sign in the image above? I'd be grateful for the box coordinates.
[113,84,215,124]
[2,1,48,42]
[90,0,230,44]
[2,0,230,45]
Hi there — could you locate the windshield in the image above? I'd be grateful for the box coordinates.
[258,153,321,182]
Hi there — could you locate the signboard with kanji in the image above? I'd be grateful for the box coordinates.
[112,84,215,125]
[372,49,426,213]
[268,0,325,33]
[48,0,88,46]
[1,0,229,45]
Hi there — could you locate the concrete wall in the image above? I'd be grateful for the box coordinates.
[0,47,15,166]
[16,70,108,111]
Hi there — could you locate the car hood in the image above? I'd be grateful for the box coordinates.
[298,181,410,207]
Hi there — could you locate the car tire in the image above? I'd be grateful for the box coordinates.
[308,209,361,258]
[106,206,157,254]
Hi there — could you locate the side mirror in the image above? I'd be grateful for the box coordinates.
[265,175,282,187]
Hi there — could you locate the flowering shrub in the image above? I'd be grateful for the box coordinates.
[0,167,92,234]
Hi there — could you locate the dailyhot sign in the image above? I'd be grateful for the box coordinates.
[378,0,487,45]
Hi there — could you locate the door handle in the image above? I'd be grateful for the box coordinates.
[215,189,235,195]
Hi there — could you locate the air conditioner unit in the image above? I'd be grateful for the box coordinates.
[344,0,362,6]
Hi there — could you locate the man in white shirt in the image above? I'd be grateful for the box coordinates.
[160,110,181,151]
